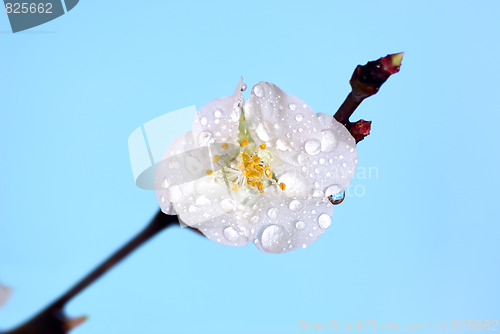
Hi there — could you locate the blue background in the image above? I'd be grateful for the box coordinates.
[1,1,499,333]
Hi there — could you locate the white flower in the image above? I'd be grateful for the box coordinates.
[155,79,357,253]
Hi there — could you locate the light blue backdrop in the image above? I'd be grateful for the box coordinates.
[1,1,499,333]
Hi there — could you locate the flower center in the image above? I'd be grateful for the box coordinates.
[205,110,285,194]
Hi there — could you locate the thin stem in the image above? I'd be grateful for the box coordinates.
[53,210,175,308]
[3,210,176,334]
[334,92,363,126]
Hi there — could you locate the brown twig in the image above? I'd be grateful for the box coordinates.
[335,52,404,142]
[3,210,176,334]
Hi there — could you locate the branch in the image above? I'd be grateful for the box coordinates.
[3,210,176,334]
[335,52,404,142]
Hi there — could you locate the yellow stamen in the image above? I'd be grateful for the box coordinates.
[242,139,248,147]
[279,182,286,191]
[257,182,264,193]
[252,156,261,164]
[206,169,213,175]
[242,151,250,163]
[260,143,266,150]
[232,182,239,191]
[265,166,272,178]
[214,155,220,162]
[221,143,229,150]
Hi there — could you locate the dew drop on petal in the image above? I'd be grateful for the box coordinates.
[276,138,289,151]
[261,225,286,252]
[214,109,223,118]
[267,207,279,219]
[295,114,304,122]
[288,103,297,111]
[329,190,345,203]
[256,123,271,141]
[220,198,236,213]
[223,226,239,242]
[195,195,210,206]
[313,190,324,197]
[241,83,247,91]
[297,153,310,165]
[325,184,342,197]
[295,221,306,230]
[253,84,264,97]
[289,199,302,211]
[250,216,260,224]
[321,130,337,152]
[161,177,169,189]
[200,116,208,126]
[188,205,199,213]
[305,139,321,155]
[318,213,332,229]
[160,195,166,204]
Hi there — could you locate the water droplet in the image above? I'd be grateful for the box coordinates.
[200,116,208,126]
[161,178,169,189]
[220,198,236,213]
[318,213,332,229]
[160,195,166,204]
[308,232,314,237]
[195,195,210,206]
[276,138,289,151]
[198,131,214,146]
[214,109,223,118]
[329,190,345,204]
[325,184,342,197]
[188,205,199,213]
[250,216,260,224]
[223,227,239,242]
[261,225,286,253]
[253,84,264,97]
[288,103,297,111]
[313,190,324,197]
[295,220,306,230]
[319,158,325,164]
[256,122,273,141]
[241,83,247,91]
[230,110,240,122]
[295,113,304,122]
[342,162,347,168]
[339,155,344,160]
[267,207,279,219]
[305,139,321,155]
[289,200,302,211]
[320,130,337,152]
[297,153,310,164]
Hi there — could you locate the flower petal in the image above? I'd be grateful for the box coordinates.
[191,78,244,146]
[155,131,197,215]
[251,195,334,253]
[245,82,357,196]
